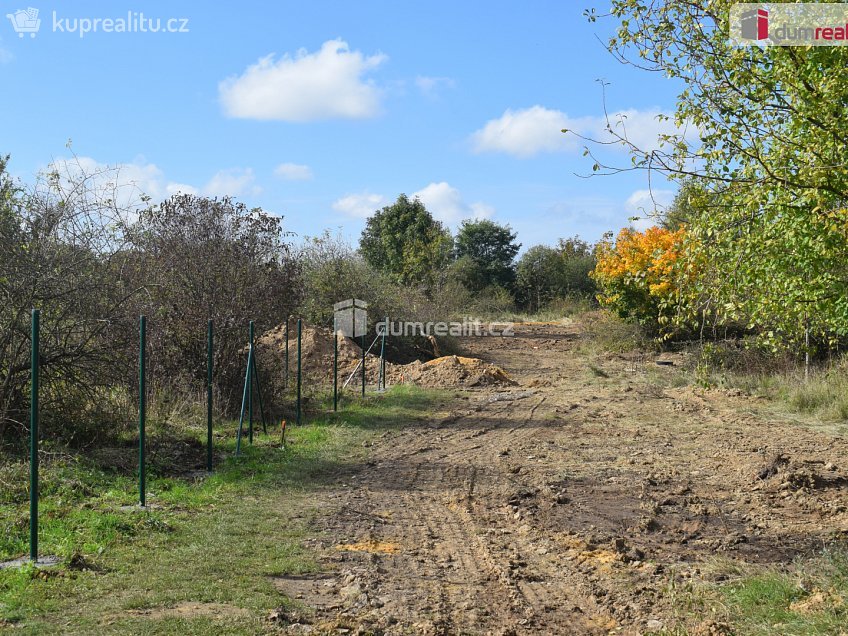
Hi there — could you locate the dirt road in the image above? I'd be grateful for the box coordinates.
[275,323,848,635]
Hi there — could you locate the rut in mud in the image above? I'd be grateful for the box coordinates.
[274,322,848,635]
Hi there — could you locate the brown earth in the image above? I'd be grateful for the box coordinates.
[272,322,848,635]
[256,322,515,390]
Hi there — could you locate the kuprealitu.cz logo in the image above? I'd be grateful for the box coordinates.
[6,7,190,39]
[6,7,40,38]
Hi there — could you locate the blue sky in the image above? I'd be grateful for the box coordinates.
[0,0,685,250]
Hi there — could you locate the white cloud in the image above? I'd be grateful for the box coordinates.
[470,105,691,158]
[469,202,495,219]
[412,182,494,225]
[47,157,263,206]
[274,162,313,181]
[625,188,675,231]
[202,168,261,198]
[333,183,494,225]
[219,39,387,122]
[332,192,388,219]
[48,156,171,209]
[470,106,585,158]
[415,75,455,97]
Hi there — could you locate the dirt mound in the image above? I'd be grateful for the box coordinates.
[255,321,367,384]
[255,321,515,390]
[389,354,515,388]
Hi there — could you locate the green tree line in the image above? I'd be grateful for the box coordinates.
[579,0,848,354]
[0,159,596,447]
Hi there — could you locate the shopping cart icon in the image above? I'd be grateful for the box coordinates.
[6,7,41,38]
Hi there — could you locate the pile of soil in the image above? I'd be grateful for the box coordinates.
[255,322,383,388]
[388,355,516,388]
[255,321,514,390]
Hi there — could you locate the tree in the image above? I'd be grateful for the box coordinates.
[580,0,848,348]
[298,230,421,328]
[454,219,520,293]
[0,157,143,443]
[130,194,301,411]
[515,246,563,312]
[359,195,453,288]
[445,254,487,298]
[592,227,687,334]
[514,237,597,311]
[583,1,848,200]
[659,179,713,230]
[556,236,596,297]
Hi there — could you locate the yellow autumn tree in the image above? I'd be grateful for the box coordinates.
[592,226,686,331]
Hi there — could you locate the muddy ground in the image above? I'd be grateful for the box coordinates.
[273,322,848,635]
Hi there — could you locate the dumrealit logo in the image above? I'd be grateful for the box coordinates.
[732,3,848,46]
[739,7,768,41]
[334,299,368,338]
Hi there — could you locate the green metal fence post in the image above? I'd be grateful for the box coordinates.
[29,309,39,562]
[296,319,302,425]
[139,315,146,507]
[361,333,366,398]
[333,331,338,412]
[284,316,289,389]
[206,320,213,472]
[379,317,387,390]
[248,321,254,445]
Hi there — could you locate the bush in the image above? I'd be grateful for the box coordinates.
[592,226,686,334]
[0,157,140,446]
[0,156,306,445]
[129,194,302,415]
[576,310,655,354]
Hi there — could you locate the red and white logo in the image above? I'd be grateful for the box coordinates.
[740,7,769,40]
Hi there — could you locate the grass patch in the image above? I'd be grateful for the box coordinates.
[576,309,657,355]
[690,342,848,423]
[722,549,848,635]
[500,296,597,324]
[0,385,442,634]
[661,549,848,635]
[786,371,848,421]
[587,363,610,378]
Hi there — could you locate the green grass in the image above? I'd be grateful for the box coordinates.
[0,385,442,634]
[650,339,848,424]
[499,296,596,324]
[695,361,848,424]
[786,371,848,421]
[587,363,610,378]
[656,549,848,635]
[717,549,848,635]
